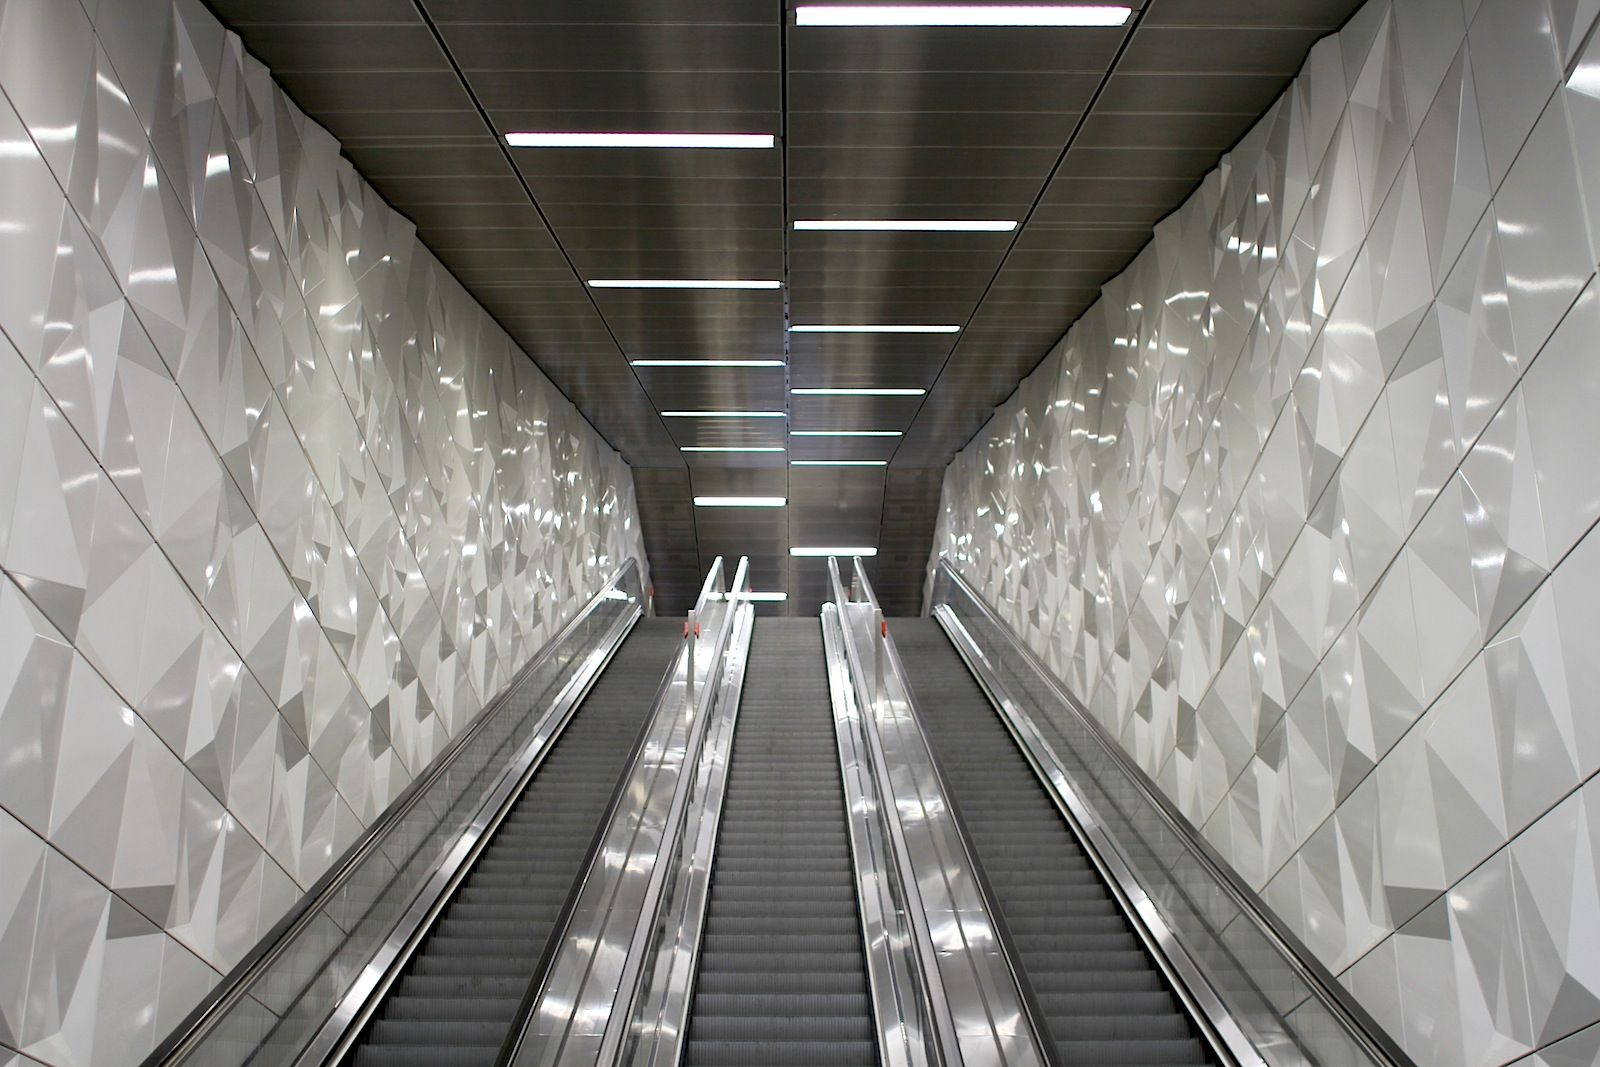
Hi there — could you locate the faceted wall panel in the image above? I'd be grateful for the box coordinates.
[0,0,646,1062]
[929,1,1600,1063]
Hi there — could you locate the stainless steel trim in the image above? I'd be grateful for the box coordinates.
[148,560,643,1067]
[932,603,1255,1067]
[929,560,1411,1067]
[829,557,1050,1067]
[822,603,941,1067]
[506,558,752,1067]
[618,573,757,1067]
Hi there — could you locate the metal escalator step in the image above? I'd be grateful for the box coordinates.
[343,621,681,1067]
[683,1039,879,1066]
[893,618,1217,1067]
[683,620,878,1067]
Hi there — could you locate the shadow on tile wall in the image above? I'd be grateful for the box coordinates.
[929,0,1600,1063]
[0,0,647,1062]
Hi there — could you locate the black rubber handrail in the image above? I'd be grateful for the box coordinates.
[145,560,642,1067]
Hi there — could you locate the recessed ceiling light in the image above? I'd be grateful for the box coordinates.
[790,324,960,333]
[791,459,890,466]
[662,410,786,418]
[681,446,787,453]
[589,279,781,289]
[795,5,1131,26]
[634,359,786,368]
[791,429,902,437]
[694,496,787,507]
[506,132,775,149]
[792,387,926,396]
[794,219,1017,232]
[790,546,879,557]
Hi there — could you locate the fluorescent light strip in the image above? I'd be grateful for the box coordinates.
[792,387,926,396]
[790,324,960,333]
[694,496,787,507]
[507,132,774,149]
[589,279,781,289]
[790,546,879,557]
[791,459,889,466]
[681,446,786,453]
[662,410,786,418]
[736,591,788,602]
[794,219,1017,232]
[791,429,902,437]
[795,5,1131,26]
[634,359,785,368]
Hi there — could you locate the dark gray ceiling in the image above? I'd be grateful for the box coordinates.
[211,0,1360,617]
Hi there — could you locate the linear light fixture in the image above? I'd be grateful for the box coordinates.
[681,446,786,453]
[795,5,1131,26]
[794,219,1017,232]
[790,546,879,557]
[589,279,781,289]
[792,387,926,396]
[507,132,775,149]
[791,459,889,466]
[735,591,788,602]
[694,496,787,507]
[790,324,960,333]
[662,410,786,418]
[791,429,902,437]
[634,359,786,368]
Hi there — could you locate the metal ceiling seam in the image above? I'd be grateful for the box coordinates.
[407,0,687,475]
[883,1,1149,472]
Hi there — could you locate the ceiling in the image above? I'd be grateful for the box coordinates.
[210,0,1361,617]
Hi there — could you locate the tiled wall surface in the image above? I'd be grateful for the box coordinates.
[0,0,647,1062]
[929,0,1600,1063]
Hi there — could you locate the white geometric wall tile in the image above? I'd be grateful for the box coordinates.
[1493,93,1597,361]
[930,0,1600,1059]
[0,0,647,1062]
[1508,1022,1600,1067]
[1467,0,1563,188]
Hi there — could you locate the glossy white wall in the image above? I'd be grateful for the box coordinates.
[0,0,647,1062]
[929,1,1600,1064]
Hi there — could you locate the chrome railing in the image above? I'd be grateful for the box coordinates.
[147,560,646,1067]
[928,559,1412,1067]
[617,578,759,1067]
[829,556,1052,1067]
[504,557,753,1067]
[821,601,943,1067]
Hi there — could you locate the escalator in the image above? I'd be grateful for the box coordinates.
[682,619,878,1067]
[346,619,683,1067]
[892,618,1216,1067]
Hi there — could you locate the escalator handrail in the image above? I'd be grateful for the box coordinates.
[592,557,755,1067]
[820,602,944,1067]
[494,557,748,1067]
[930,558,1414,1067]
[836,557,1063,1067]
[144,559,644,1067]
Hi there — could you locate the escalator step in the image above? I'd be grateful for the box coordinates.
[894,618,1217,1067]
[683,620,877,1067]
[344,621,681,1067]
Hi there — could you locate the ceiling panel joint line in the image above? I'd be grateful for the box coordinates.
[882,0,1151,469]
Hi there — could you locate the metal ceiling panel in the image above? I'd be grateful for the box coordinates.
[214,0,1362,616]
